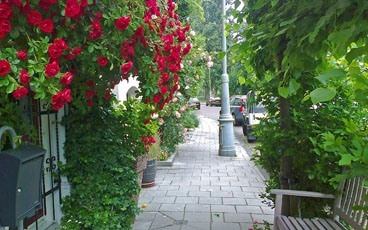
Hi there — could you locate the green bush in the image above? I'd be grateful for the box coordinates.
[182,111,199,129]
[61,100,157,229]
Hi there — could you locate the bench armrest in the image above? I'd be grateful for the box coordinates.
[270,189,335,217]
[270,189,335,199]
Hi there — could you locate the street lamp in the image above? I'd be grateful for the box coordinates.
[207,57,214,99]
[218,0,236,156]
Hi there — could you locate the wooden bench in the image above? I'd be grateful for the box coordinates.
[270,177,367,230]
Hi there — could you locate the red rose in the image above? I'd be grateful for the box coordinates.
[12,86,28,99]
[87,80,94,87]
[80,0,88,7]
[27,10,42,26]
[182,43,191,55]
[0,19,11,33]
[168,64,180,72]
[97,56,108,67]
[54,38,68,50]
[160,85,168,95]
[120,61,133,74]
[60,72,73,85]
[152,94,161,103]
[45,62,60,77]
[19,69,31,84]
[85,90,96,99]
[65,0,80,18]
[17,50,28,60]
[105,90,111,100]
[161,73,169,82]
[120,40,134,59]
[39,19,54,33]
[51,88,72,110]
[0,59,11,76]
[48,44,63,59]
[89,19,102,39]
[95,12,103,19]
[114,16,131,31]
[0,4,12,19]
[87,100,93,107]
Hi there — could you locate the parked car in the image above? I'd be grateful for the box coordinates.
[229,95,247,126]
[206,97,221,107]
[188,98,201,110]
[242,91,267,142]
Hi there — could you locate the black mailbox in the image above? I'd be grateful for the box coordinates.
[0,144,45,228]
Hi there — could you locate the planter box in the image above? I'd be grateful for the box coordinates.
[157,151,177,167]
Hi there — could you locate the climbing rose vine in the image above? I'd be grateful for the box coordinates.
[0,0,191,112]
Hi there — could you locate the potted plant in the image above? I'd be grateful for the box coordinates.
[141,133,161,188]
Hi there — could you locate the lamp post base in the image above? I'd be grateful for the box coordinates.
[218,117,236,157]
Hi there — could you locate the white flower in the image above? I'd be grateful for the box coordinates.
[175,111,181,118]
[151,113,159,120]
[190,30,196,36]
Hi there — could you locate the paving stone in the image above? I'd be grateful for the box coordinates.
[236,205,263,214]
[210,191,233,198]
[199,197,222,205]
[159,204,185,212]
[251,214,274,224]
[175,196,198,204]
[132,116,271,229]
[184,212,211,222]
[181,222,211,230]
[224,213,253,223]
[185,204,210,212]
[222,198,247,205]
[211,204,237,213]
[188,190,211,197]
[211,212,224,222]
[211,222,241,230]
[221,186,242,192]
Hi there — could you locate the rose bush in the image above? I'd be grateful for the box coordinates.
[0,0,191,115]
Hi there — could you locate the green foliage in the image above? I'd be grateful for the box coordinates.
[60,99,158,229]
[231,0,368,217]
[0,93,37,150]
[182,111,200,129]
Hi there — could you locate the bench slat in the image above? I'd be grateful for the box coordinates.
[288,217,304,230]
[303,218,319,230]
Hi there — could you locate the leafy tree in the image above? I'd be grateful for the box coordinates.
[230,0,368,217]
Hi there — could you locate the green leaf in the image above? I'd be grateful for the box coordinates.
[238,76,245,85]
[88,45,94,53]
[289,79,300,95]
[316,69,345,84]
[0,78,9,87]
[218,51,226,60]
[310,88,336,104]
[6,83,16,93]
[339,154,355,166]
[278,86,289,98]
[346,47,366,64]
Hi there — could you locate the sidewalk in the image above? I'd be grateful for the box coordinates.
[133,116,274,230]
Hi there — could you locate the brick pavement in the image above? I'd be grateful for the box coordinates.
[133,116,274,230]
